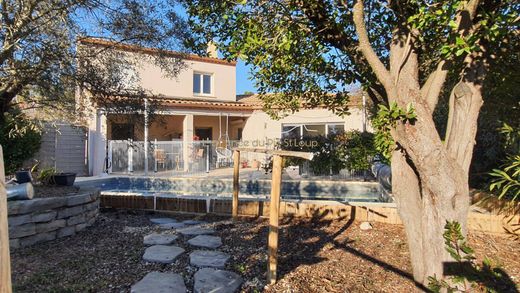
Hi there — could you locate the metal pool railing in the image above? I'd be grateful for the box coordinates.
[108,140,249,176]
[107,139,373,181]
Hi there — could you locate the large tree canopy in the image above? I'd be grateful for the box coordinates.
[183,0,518,287]
[0,0,190,123]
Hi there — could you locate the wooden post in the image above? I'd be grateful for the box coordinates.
[0,145,12,293]
[268,154,283,285]
[232,150,240,219]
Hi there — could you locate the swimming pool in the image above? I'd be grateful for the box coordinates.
[76,176,390,203]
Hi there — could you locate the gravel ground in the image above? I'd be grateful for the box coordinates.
[33,185,80,198]
[10,210,520,292]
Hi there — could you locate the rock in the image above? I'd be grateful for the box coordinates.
[131,271,187,293]
[75,222,89,232]
[143,245,184,264]
[190,250,230,268]
[178,226,215,236]
[19,231,56,247]
[35,219,66,233]
[158,222,186,229]
[360,221,373,231]
[57,226,76,238]
[67,214,86,226]
[66,193,93,206]
[150,217,177,224]
[143,233,178,245]
[9,239,20,249]
[84,201,99,211]
[8,214,32,226]
[32,211,57,223]
[9,223,35,238]
[188,235,222,249]
[194,268,243,293]
[8,197,67,215]
[57,206,84,219]
[182,220,207,225]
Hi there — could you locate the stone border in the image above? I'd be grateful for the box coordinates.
[8,188,100,249]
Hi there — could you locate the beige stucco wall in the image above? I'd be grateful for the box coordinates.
[132,53,236,101]
[241,108,369,144]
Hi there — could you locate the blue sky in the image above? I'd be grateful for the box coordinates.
[235,62,257,94]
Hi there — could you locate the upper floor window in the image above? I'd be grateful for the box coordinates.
[193,72,212,95]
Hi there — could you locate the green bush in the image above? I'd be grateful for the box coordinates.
[0,108,42,175]
[489,124,520,202]
[280,130,377,175]
[428,221,514,292]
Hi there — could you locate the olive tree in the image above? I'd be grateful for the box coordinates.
[182,0,518,285]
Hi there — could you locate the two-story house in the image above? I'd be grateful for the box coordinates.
[78,38,368,176]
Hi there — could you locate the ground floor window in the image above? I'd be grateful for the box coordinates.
[281,123,344,138]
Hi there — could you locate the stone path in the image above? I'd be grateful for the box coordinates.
[194,268,243,293]
[190,250,230,268]
[142,245,184,264]
[132,217,243,292]
[177,226,216,236]
[188,235,222,249]
[149,217,177,224]
[131,272,187,293]
[143,233,178,245]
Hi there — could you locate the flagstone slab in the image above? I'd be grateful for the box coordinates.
[143,245,184,264]
[158,222,186,229]
[182,220,207,225]
[194,268,242,293]
[143,233,178,245]
[131,271,187,293]
[188,235,222,249]
[190,250,230,268]
[178,226,215,236]
[150,218,177,224]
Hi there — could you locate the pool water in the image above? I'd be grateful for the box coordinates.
[77,176,390,203]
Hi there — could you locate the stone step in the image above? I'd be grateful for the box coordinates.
[194,268,243,293]
[143,245,184,264]
[143,233,178,246]
[178,226,215,236]
[131,271,186,293]
[188,235,222,249]
[190,250,230,268]
[150,218,177,224]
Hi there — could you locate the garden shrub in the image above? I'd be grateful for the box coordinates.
[281,130,377,175]
[0,107,42,175]
[428,221,515,292]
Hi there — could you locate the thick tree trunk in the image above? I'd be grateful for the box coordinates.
[392,151,470,285]
[351,0,485,286]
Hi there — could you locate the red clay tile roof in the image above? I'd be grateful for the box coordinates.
[78,37,237,67]
[155,96,261,111]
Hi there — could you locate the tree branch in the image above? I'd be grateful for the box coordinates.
[420,0,481,110]
[352,0,394,96]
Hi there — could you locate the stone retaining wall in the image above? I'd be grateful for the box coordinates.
[7,188,100,249]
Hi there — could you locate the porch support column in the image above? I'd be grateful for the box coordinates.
[183,114,194,172]
[89,110,107,176]
[143,98,149,176]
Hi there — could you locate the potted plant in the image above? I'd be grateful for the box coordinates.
[52,172,77,186]
[15,169,33,183]
[37,167,58,185]
[37,168,77,186]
